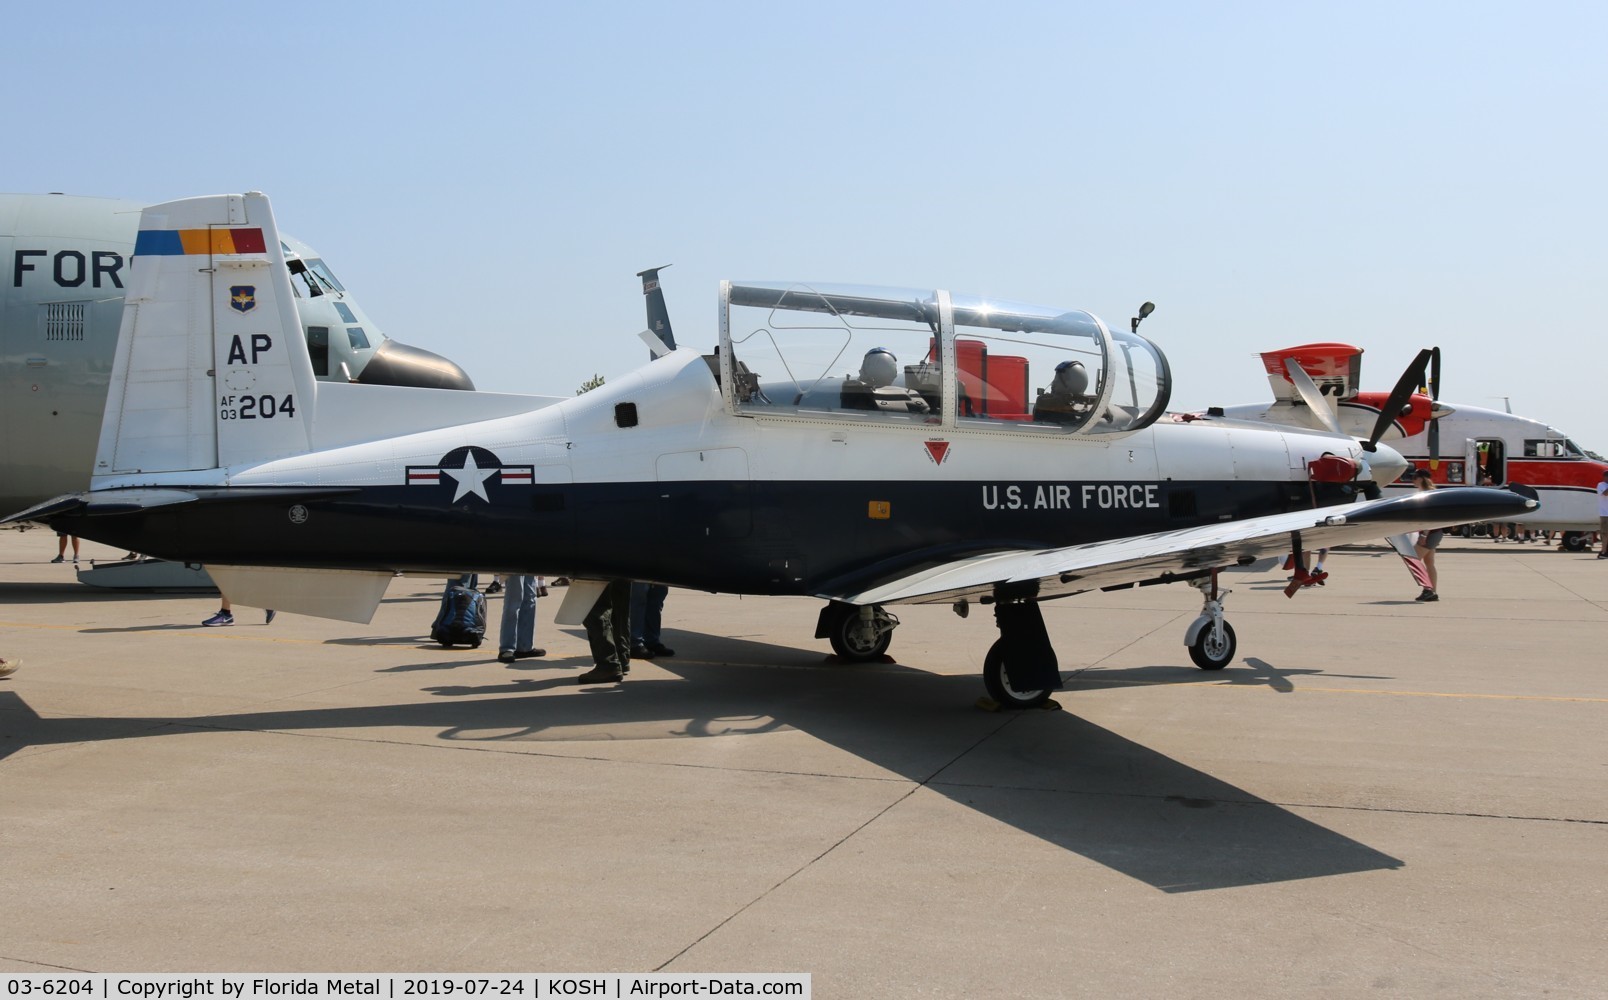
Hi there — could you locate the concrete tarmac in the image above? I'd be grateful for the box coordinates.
[2,528,1605,996]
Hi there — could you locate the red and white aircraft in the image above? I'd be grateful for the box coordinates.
[1207,343,1604,551]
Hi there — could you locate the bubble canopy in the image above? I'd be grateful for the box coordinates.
[718,281,1171,435]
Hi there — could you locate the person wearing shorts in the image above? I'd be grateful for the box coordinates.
[1413,469,1443,601]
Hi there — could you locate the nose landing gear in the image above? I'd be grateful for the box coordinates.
[1183,570,1236,670]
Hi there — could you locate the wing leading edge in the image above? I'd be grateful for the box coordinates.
[827,488,1535,606]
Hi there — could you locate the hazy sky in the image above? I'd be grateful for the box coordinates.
[11,2,1605,448]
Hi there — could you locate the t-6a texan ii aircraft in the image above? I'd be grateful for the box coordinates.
[0,193,476,516]
[4,193,1536,709]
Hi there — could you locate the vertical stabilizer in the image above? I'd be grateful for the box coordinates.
[637,265,676,357]
[95,193,316,481]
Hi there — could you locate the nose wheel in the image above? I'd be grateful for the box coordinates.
[1188,619,1236,670]
[1184,570,1236,671]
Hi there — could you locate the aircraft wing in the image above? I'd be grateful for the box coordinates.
[826,487,1533,606]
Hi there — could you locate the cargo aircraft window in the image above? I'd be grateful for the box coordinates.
[719,281,1170,437]
[346,327,370,350]
[307,326,330,376]
[1525,438,1583,458]
[285,256,345,299]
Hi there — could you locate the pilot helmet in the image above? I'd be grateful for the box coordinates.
[1053,359,1089,396]
[860,348,899,388]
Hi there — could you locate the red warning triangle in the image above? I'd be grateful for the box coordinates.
[924,440,950,465]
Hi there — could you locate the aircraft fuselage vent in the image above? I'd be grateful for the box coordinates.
[1168,488,1198,519]
[41,301,87,342]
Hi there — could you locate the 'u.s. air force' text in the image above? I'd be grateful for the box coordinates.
[982,483,1160,510]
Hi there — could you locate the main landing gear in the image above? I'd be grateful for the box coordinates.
[817,601,900,661]
[1183,570,1236,670]
[981,593,1062,710]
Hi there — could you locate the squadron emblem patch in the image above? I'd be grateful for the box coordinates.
[229,286,256,313]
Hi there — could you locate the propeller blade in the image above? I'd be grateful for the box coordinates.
[1283,358,1343,435]
[1426,346,1442,468]
[1365,348,1434,451]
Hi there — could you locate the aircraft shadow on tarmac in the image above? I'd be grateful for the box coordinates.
[0,581,210,607]
[0,630,1402,893]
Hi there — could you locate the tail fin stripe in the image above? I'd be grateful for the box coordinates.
[133,227,267,256]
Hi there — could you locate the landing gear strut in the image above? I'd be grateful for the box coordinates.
[1183,570,1236,670]
[982,595,1061,709]
[817,601,899,661]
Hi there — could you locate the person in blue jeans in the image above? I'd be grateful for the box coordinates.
[629,582,674,659]
[497,574,546,664]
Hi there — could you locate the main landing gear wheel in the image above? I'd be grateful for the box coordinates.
[826,604,897,662]
[1562,531,1589,552]
[1188,620,1236,671]
[982,639,1053,709]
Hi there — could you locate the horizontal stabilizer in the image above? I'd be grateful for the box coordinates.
[554,579,608,626]
[4,486,363,526]
[1,494,89,526]
[207,565,394,624]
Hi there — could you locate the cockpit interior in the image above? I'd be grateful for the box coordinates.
[718,281,1171,436]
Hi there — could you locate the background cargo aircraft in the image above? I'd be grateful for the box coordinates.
[0,193,476,516]
[6,193,1534,708]
[1208,343,1606,550]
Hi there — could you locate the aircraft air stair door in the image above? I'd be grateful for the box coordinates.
[655,448,753,540]
[1475,438,1506,483]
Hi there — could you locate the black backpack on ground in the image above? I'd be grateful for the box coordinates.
[431,583,487,648]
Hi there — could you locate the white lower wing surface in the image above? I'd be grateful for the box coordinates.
[829,488,1534,606]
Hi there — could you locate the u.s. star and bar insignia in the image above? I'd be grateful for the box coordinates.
[406,446,534,503]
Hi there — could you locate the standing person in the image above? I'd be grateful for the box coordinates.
[629,582,675,659]
[1597,470,1608,559]
[1413,469,1442,601]
[496,574,546,664]
[203,597,275,627]
[578,580,632,684]
[51,532,79,564]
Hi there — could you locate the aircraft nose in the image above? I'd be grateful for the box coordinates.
[355,340,476,391]
[1367,442,1409,485]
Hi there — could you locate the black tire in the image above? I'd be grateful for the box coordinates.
[1562,532,1588,552]
[470,637,482,649]
[827,605,893,661]
[982,639,1052,709]
[1189,620,1237,671]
